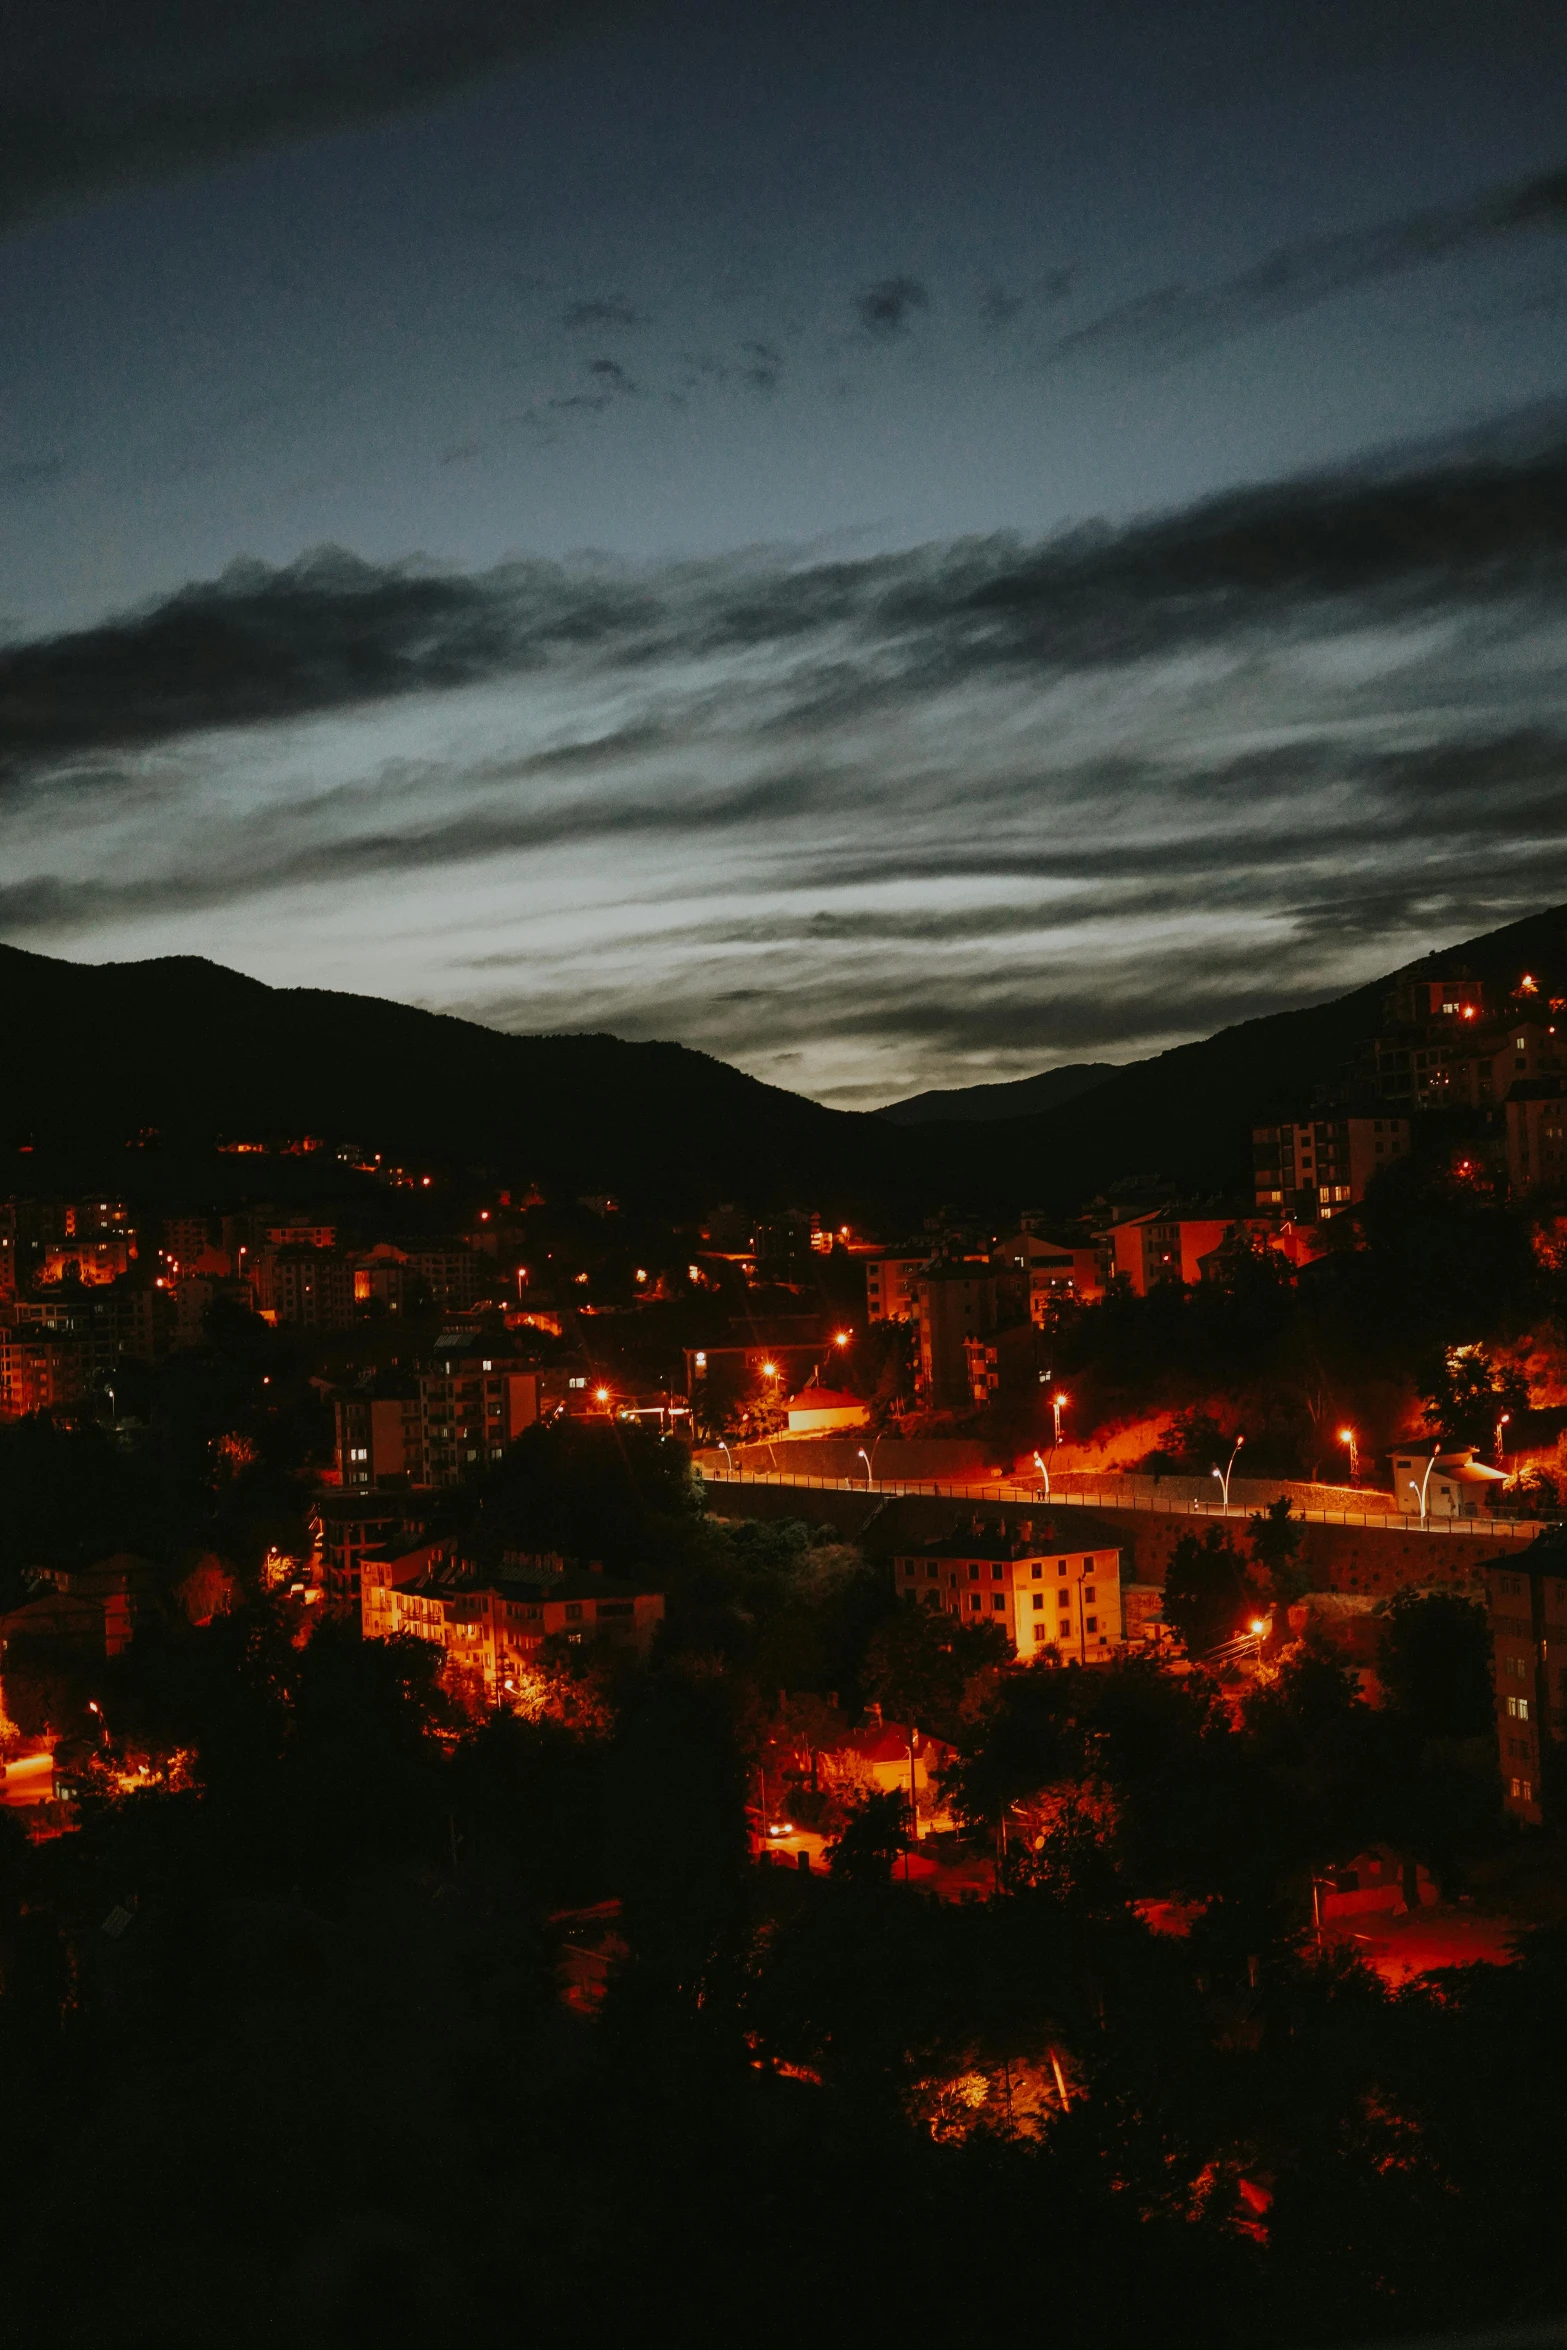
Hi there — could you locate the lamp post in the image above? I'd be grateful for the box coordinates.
[1338,1425,1358,1483]
[87,1699,109,1749]
[1032,1448,1050,1498]
[1496,1410,1512,1467]
[1211,1434,1245,1511]
[1409,1449,1441,1524]
[1051,1390,1069,1447]
[856,1447,874,1490]
[718,1440,733,1479]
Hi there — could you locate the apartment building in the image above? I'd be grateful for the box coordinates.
[994,1231,1104,1320]
[1507,1078,1567,1194]
[361,1552,665,1700]
[1251,1117,1408,1218]
[1486,1534,1567,1826]
[863,1250,931,1324]
[895,1514,1123,1662]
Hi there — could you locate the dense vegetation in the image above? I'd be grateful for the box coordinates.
[4,1414,1560,2349]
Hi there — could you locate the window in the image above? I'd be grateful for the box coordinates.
[1085,1616,1098,1633]
[1509,1696,1531,1721]
[1058,1591,1070,1610]
[904,1562,917,1577]
[1031,1562,1042,1579]
[927,1563,939,1579]
[1523,1780,1534,1802]
[1032,1623,1045,1642]
[970,1594,981,1612]
[993,1594,1005,1611]
[968,1563,980,1581]
[992,1563,1004,1581]
[1033,1593,1044,1611]
[1057,1559,1067,1576]
[1084,1585,1096,1603]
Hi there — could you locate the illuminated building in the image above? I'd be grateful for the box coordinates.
[895,1515,1124,1662]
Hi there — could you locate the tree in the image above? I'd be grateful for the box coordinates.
[1161,1528,1261,1659]
[1419,1343,1530,1453]
[827,1788,908,1884]
[1248,1496,1309,1605]
[860,1598,1009,1743]
[1376,1590,1493,1740]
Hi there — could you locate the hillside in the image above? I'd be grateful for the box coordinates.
[1,902,1562,1216]
[927,900,1567,1209]
[0,944,904,1216]
[876,1062,1119,1126]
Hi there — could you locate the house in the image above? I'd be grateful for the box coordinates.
[784,1384,867,1435]
[1389,1447,1509,1519]
[863,1250,932,1324]
[895,1513,1123,1662]
[815,1709,956,1836]
[994,1230,1105,1318]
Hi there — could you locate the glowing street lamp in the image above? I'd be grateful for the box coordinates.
[834,1330,852,1349]
[718,1440,733,1478]
[856,1447,874,1489]
[1032,1448,1050,1498]
[1211,1433,1245,1510]
[87,1699,109,1747]
[1051,1390,1069,1447]
[1496,1410,1512,1466]
[1338,1425,1358,1483]
[1408,1448,1441,1524]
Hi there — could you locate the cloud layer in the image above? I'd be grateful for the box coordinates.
[5,415,1567,1107]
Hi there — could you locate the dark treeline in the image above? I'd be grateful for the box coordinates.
[2,1421,1562,2349]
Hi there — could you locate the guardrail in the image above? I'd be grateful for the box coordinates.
[697,1466,1550,1542]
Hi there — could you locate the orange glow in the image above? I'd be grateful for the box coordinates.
[1338,1427,1354,1443]
[594,1386,611,1403]
[1462,1004,1476,1019]
[1248,1618,1268,1637]
[1520,972,1538,993]
[834,1329,852,1346]
[761,1361,778,1378]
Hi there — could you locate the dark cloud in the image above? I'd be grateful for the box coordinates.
[738,340,783,392]
[856,276,930,338]
[1047,161,1567,369]
[6,418,1567,785]
[2,2,635,232]
[980,269,1074,328]
[0,453,71,495]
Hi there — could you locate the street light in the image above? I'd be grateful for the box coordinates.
[834,1330,852,1349]
[1211,1433,1245,1510]
[1338,1425,1358,1483]
[1051,1390,1069,1447]
[1409,1448,1441,1524]
[718,1440,733,1479]
[1032,1448,1050,1498]
[87,1699,109,1748]
[856,1447,874,1489]
[1496,1410,1512,1466]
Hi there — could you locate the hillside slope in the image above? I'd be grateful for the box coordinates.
[877,1062,1119,1126]
[0,944,903,1214]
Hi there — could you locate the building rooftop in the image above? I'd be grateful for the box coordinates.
[904,1512,1121,1560]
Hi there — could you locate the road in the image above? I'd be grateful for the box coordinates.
[1324,1905,1517,1984]
[701,1465,1546,1544]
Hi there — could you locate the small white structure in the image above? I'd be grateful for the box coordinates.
[1390,1447,1508,1518]
[784,1384,868,1435]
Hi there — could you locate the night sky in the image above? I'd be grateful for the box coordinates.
[4,1,1567,1108]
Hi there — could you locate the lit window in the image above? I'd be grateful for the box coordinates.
[1523,1780,1534,1801]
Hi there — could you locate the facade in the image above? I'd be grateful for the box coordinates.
[1100,1212,1245,1294]
[914,1263,998,1408]
[415,1356,540,1485]
[1453,1020,1565,1111]
[895,1515,1123,1662]
[361,1554,666,1699]
[1506,1077,1567,1194]
[1486,1534,1567,1826]
[863,1251,930,1324]
[315,1492,425,1607]
[995,1231,1105,1319]
[336,1391,422,1487]
[260,1246,355,1329]
[1251,1118,1408,1218]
